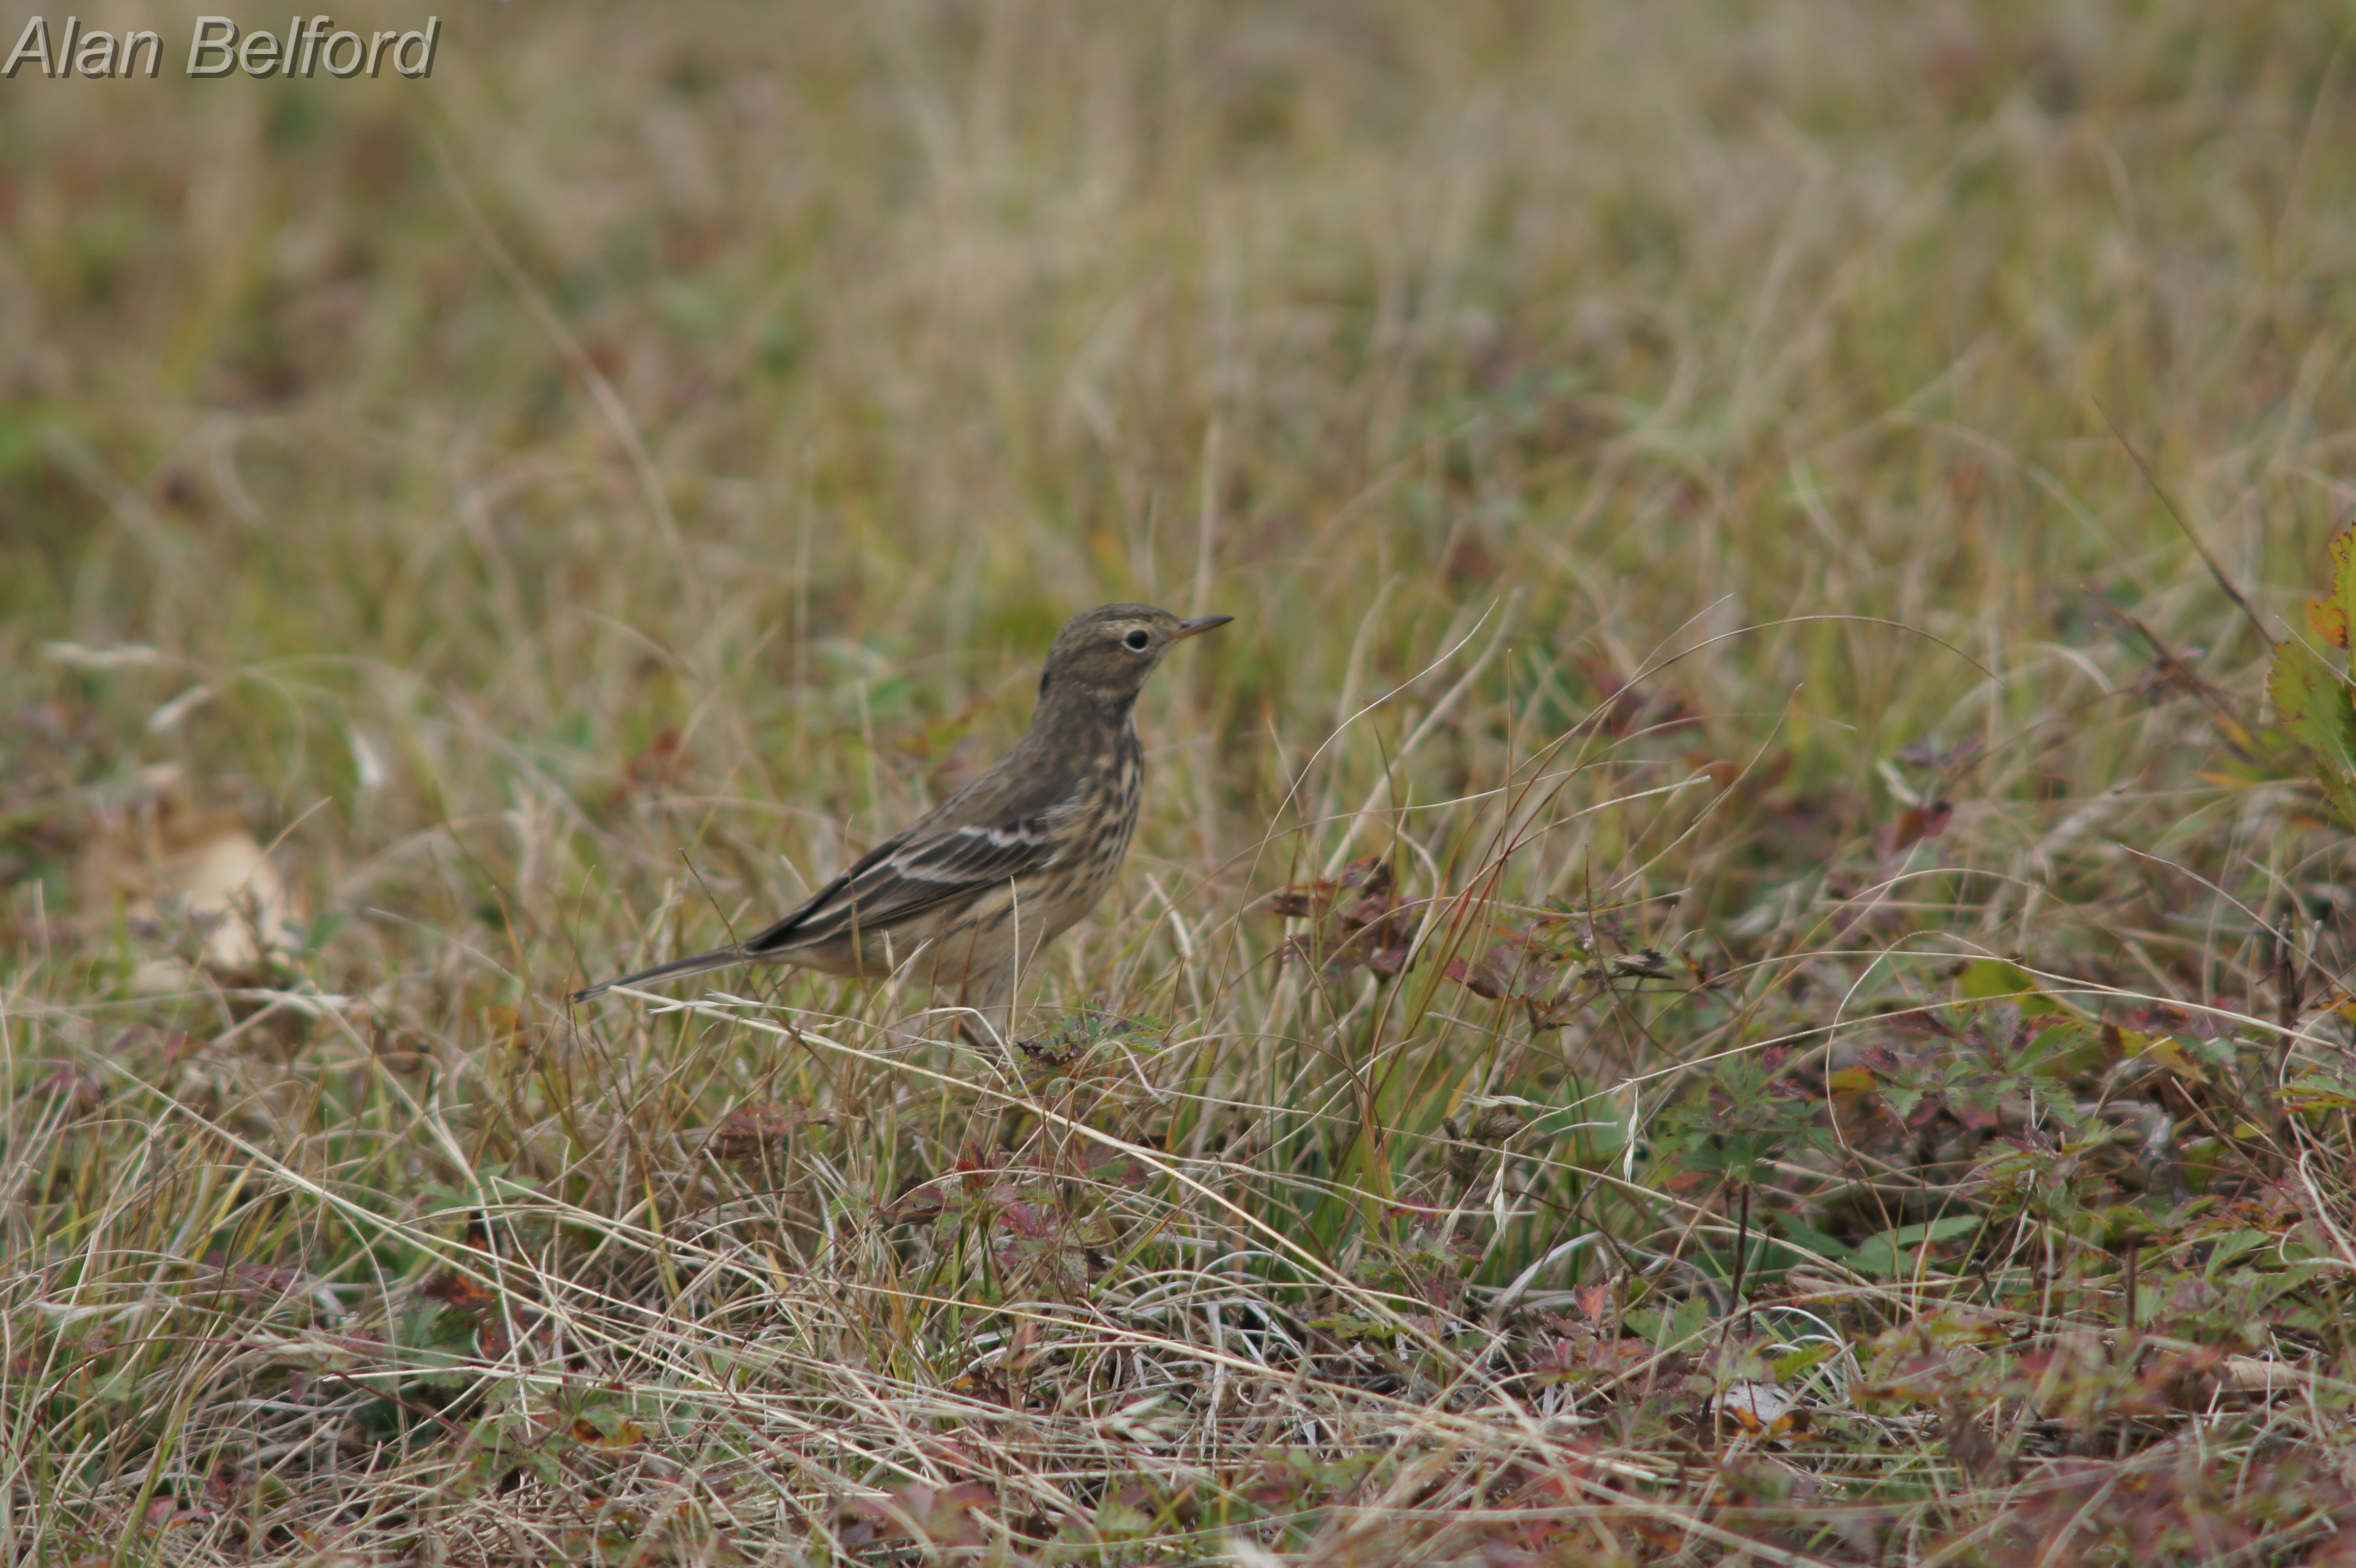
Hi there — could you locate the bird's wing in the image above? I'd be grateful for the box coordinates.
[572,817,1056,1001]
[743,766,1073,956]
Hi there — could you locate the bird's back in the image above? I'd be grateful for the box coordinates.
[740,689,1133,963]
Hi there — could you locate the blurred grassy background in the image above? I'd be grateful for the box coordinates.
[7,1,2356,1561]
[10,0,2348,922]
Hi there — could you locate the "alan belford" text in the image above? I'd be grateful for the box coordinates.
[5,16,440,79]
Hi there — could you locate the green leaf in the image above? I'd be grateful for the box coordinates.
[1957,958,2071,1017]
[2266,638,2356,826]
[1880,1083,1927,1123]
[2283,1074,2356,1113]
[2016,1016,2105,1074]
[1634,1293,1713,1350]
[1767,1210,1855,1264]
[1849,1214,1981,1280]
[1766,1340,1841,1383]
[1092,1498,1156,1540]
[1306,1314,1399,1342]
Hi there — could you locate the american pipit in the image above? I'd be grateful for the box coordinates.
[572,604,1231,1042]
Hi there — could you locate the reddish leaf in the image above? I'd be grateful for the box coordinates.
[611,728,693,800]
[1578,655,1701,738]
[850,1481,995,1547]
[421,1270,499,1315]
[40,1068,103,1112]
[1258,889,1322,919]
[999,1203,1057,1239]
[1881,799,1954,856]
[1950,1099,2003,1133]
[709,1101,830,1160]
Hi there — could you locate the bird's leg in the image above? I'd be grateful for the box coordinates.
[955,1011,1010,1057]
[948,958,1021,1059]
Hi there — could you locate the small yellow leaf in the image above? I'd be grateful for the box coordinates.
[2320,526,2356,651]
[2231,1122,2266,1139]
[2141,1035,2209,1086]
[1957,957,2075,1017]
[572,1416,645,1449]
[1825,1066,1877,1095]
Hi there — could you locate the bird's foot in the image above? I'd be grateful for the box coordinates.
[955,1017,1013,1059]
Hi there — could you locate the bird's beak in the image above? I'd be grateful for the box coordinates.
[1171,615,1233,641]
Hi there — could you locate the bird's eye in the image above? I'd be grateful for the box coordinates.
[1123,629,1151,652]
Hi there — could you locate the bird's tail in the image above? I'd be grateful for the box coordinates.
[571,945,746,1004]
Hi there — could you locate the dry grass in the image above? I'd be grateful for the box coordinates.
[8,2,2356,1562]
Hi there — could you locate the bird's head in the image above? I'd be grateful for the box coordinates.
[1037,603,1231,704]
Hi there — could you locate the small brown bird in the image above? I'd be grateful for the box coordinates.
[573,604,1231,1043]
